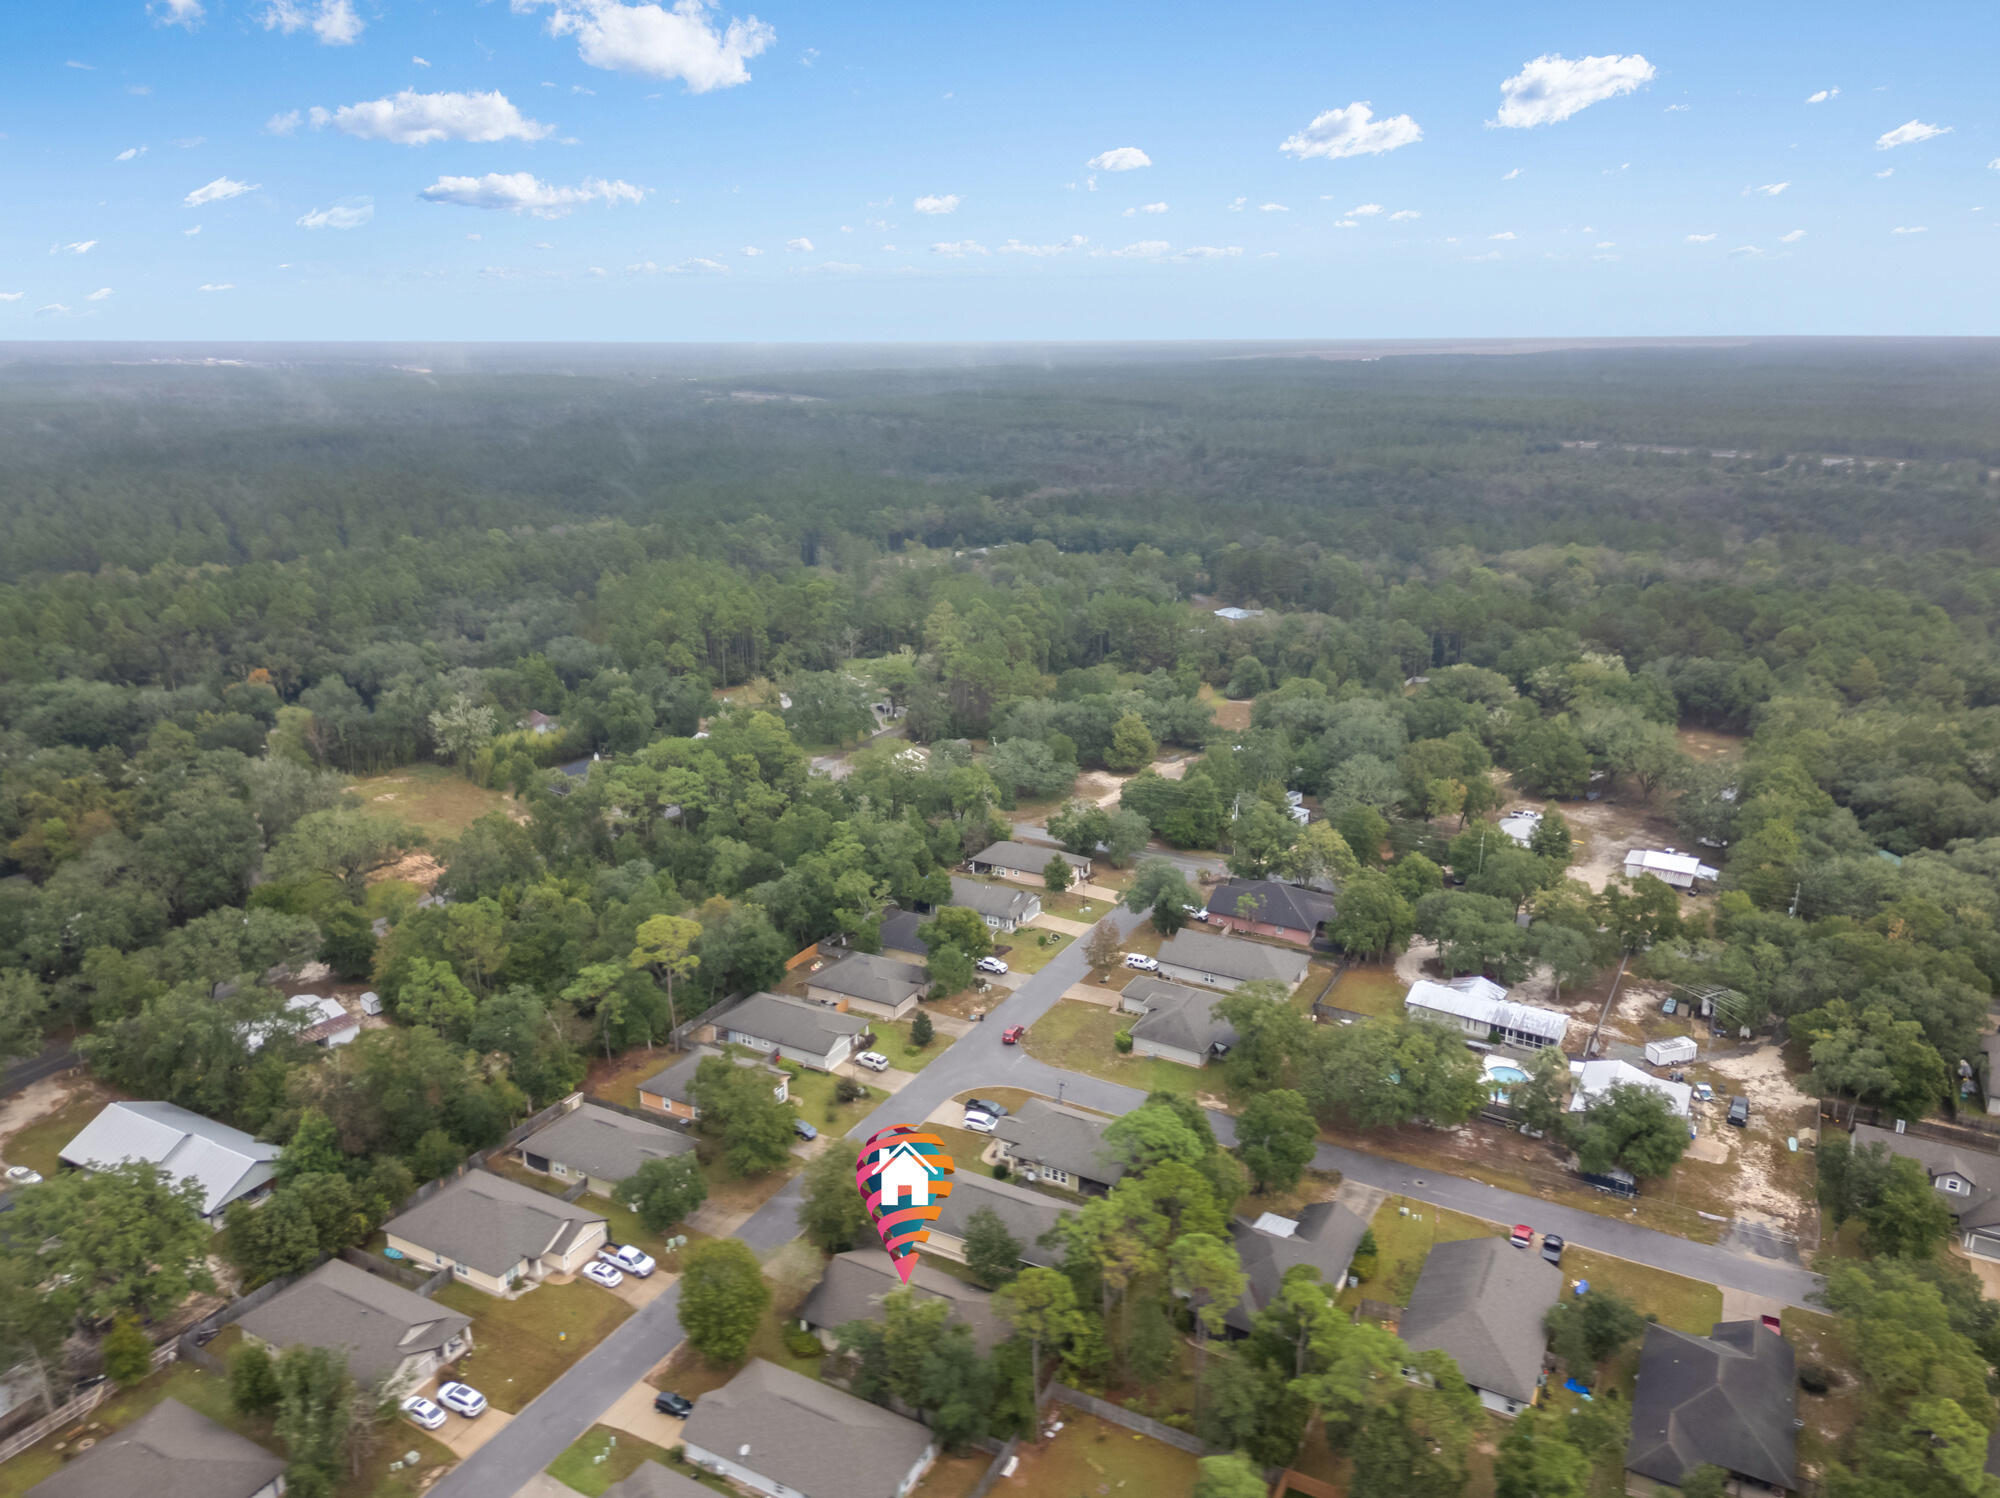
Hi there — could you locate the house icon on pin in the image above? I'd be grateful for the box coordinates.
[876,1138,944,1210]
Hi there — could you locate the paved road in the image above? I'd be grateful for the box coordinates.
[1,1041,80,1098]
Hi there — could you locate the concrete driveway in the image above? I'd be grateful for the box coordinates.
[599,1376,688,1448]
[1030,914,1095,938]
[406,1380,515,1460]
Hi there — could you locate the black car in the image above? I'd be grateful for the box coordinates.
[1727,1095,1750,1128]
[1540,1233,1565,1266]
[965,1098,1009,1119]
[654,1391,694,1418]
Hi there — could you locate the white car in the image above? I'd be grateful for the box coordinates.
[4,1166,43,1186]
[598,1243,656,1278]
[581,1260,624,1289]
[962,1112,998,1135]
[854,1051,890,1072]
[401,1396,447,1431]
[975,956,1009,976]
[1124,953,1159,971]
[436,1382,487,1418]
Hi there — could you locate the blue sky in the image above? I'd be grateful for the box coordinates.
[4,0,1995,340]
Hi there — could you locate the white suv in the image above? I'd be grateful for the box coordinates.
[1124,953,1159,971]
[975,956,1009,976]
[854,1051,890,1072]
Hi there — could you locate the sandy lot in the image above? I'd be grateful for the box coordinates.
[1688,1045,1819,1230]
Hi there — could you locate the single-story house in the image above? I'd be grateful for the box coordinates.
[524,710,559,736]
[1155,929,1311,993]
[286,994,360,1047]
[1226,1203,1368,1336]
[1568,1060,1693,1119]
[59,1100,280,1223]
[713,991,873,1073]
[382,1169,608,1296]
[993,1099,1125,1196]
[923,1171,1071,1269]
[1399,1236,1562,1417]
[1404,977,1569,1052]
[1203,879,1337,947]
[1623,849,1720,892]
[680,1358,937,1498]
[1213,607,1262,621]
[1119,976,1240,1068]
[966,840,1093,885]
[878,909,930,958]
[1979,1033,2000,1116]
[947,876,1042,934]
[25,1399,286,1498]
[637,1045,789,1123]
[236,1259,472,1395]
[1626,1321,1797,1494]
[1850,1122,2000,1260]
[805,952,928,1022]
[601,1464,715,1498]
[515,1100,695,1198]
[798,1249,1006,1353]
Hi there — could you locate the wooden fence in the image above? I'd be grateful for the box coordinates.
[1820,1098,2000,1156]
[1041,1383,1214,1458]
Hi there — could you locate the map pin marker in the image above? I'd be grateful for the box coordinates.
[855,1125,956,1283]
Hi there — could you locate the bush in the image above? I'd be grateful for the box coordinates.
[1348,1227,1379,1282]
[1114,1029,1134,1053]
[834,1076,865,1103]
[991,1162,1010,1179]
[102,1315,153,1389]
[1798,1363,1831,1395]
[784,1323,826,1358]
[909,1011,935,1047]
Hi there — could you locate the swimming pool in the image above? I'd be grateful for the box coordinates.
[1483,1054,1530,1103]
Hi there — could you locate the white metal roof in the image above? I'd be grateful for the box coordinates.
[1625,849,1720,882]
[1566,1059,1693,1117]
[59,1101,280,1217]
[1404,979,1569,1043]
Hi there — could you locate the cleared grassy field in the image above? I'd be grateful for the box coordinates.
[877,1016,954,1071]
[0,1081,119,1178]
[1018,1000,1205,1097]
[1002,1409,1201,1496]
[344,764,518,843]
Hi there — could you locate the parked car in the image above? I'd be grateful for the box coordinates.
[436,1382,488,1418]
[1185,905,1208,921]
[1124,953,1159,971]
[1540,1234,1565,1266]
[1001,1025,1026,1044]
[1692,1082,1715,1103]
[854,1050,890,1072]
[581,1261,624,1289]
[598,1243,657,1278]
[653,1390,694,1418]
[1509,1223,1533,1249]
[962,1112,998,1135]
[1727,1095,1750,1128]
[4,1166,43,1185]
[1577,1166,1640,1199]
[793,1118,819,1141]
[400,1396,447,1431]
[975,956,1009,976]
[965,1098,1009,1118]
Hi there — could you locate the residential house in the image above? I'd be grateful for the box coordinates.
[923,1171,1071,1269]
[515,1100,695,1198]
[26,1398,286,1498]
[1399,1236,1562,1416]
[1155,929,1311,993]
[1203,878,1336,947]
[1226,1203,1368,1336]
[946,876,1042,934]
[59,1100,280,1224]
[1623,849,1720,892]
[1119,976,1241,1068]
[1212,607,1262,621]
[709,991,873,1073]
[1626,1321,1797,1494]
[637,1045,789,1123]
[1849,1122,2000,1260]
[966,840,1093,885]
[601,1464,715,1498]
[1567,1060,1693,1119]
[286,994,360,1047]
[992,1099,1125,1196]
[381,1169,608,1296]
[798,1249,1006,1354]
[236,1259,472,1395]
[805,952,928,1022]
[1404,977,1569,1052]
[877,909,930,959]
[523,710,559,735]
[680,1358,936,1498]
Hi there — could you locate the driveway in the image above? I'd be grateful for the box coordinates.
[599,1375,687,1447]
[405,1380,515,1460]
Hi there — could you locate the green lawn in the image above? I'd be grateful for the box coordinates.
[1351,1196,1502,1308]
[1017,999,1205,1097]
[1,1084,118,1179]
[547,1426,735,1497]
[783,1063,882,1131]
[1320,964,1406,1018]
[432,1278,634,1413]
[1041,891,1114,922]
[996,926,1070,974]
[1005,1409,1202,1495]
[343,763,518,843]
[871,1017,951,1072]
[1559,1247,1721,1335]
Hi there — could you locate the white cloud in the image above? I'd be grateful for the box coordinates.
[36,304,72,316]
[64,240,98,254]
[1279,101,1422,160]
[1875,168,1894,178]
[1665,103,1689,112]
[261,0,363,45]
[1501,167,1522,181]
[86,287,113,301]
[65,59,95,69]
[309,91,554,145]
[1331,219,1358,228]
[1990,159,2000,170]
[929,240,988,257]
[998,236,1086,256]
[1595,240,1616,248]
[1806,87,1839,104]
[149,0,204,27]
[185,177,259,207]
[1489,231,1516,240]
[742,245,762,256]
[1685,233,1716,243]
[1227,196,1247,212]
[1876,119,1951,150]
[913,194,960,215]
[629,257,728,273]
[1388,209,1420,221]
[1491,53,1655,128]
[267,110,303,135]
[413,56,431,67]
[1086,147,1152,171]
[198,282,235,291]
[1729,244,1763,257]
[173,137,206,149]
[1780,229,1806,243]
[1463,250,1502,262]
[114,146,147,162]
[184,226,202,236]
[1259,203,1289,213]
[297,199,375,229]
[784,237,812,251]
[517,0,776,93]
[0,292,22,302]
[1110,240,1171,258]
[1173,245,1241,260]
[809,261,861,273]
[1122,202,1168,217]
[1348,203,1384,216]
[418,172,647,217]
[1891,225,1928,234]
[1747,182,1789,197]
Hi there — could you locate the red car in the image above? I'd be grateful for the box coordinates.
[1509,1224,1533,1249]
[1001,1025,1026,1045]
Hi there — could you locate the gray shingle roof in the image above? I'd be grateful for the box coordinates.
[26,1398,285,1498]
[382,1169,605,1278]
[1227,1202,1367,1334]
[1157,929,1310,986]
[1627,1321,1797,1491]
[799,1249,1006,1353]
[681,1359,933,1498]
[718,992,871,1057]
[994,1099,1125,1188]
[602,1462,716,1498]
[59,1100,280,1218]
[971,841,1091,874]
[807,952,928,1008]
[929,1172,1071,1266]
[1122,977,1238,1058]
[1398,1236,1561,1404]
[518,1101,693,1183]
[947,876,1039,925]
[878,909,930,956]
[1852,1122,2000,1229]
[236,1259,471,1389]
[1205,879,1336,933]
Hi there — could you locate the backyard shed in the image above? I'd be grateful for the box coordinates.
[1645,1036,1698,1066]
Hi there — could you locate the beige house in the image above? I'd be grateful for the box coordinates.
[382,1170,608,1296]
[803,952,928,1021]
[967,840,1093,886]
[236,1259,472,1396]
[637,1046,789,1123]
[515,1100,695,1198]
